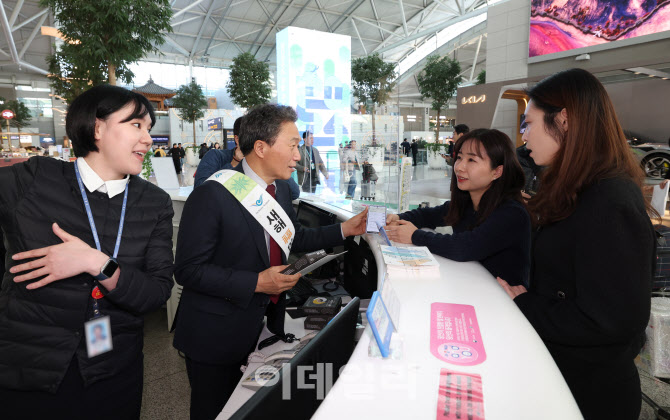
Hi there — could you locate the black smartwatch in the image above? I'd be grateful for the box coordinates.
[94,258,119,280]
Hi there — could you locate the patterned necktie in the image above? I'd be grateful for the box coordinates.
[266,184,281,304]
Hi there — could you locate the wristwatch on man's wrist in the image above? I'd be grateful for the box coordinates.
[94,258,119,281]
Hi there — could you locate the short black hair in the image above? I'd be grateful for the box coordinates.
[233,116,244,136]
[454,124,470,135]
[66,85,155,157]
[239,104,297,155]
[302,130,312,139]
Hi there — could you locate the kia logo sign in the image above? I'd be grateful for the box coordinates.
[1,109,14,119]
[461,95,486,105]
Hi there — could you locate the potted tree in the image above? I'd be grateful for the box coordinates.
[417,54,462,144]
[41,0,172,103]
[226,52,272,110]
[4,99,32,133]
[172,81,208,185]
[172,81,208,152]
[425,142,449,170]
[351,54,396,146]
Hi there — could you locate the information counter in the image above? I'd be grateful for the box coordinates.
[300,198,582,420]
[219,197,582,419]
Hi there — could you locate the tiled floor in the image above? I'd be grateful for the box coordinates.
[639,366,670,420]
[140,307,670,419]
[140,309,190,420]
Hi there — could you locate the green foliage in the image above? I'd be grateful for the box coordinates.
[172,81,208,124]
[226,52,272,109]
[352,54,396,144]
[172,81,208,142]
[417,55,462,141]
[417,55,462,112]
[142,149,154,179]
[476,69,486,85]
[351,53,397,111]
[184,144,199,157]
[3,99,32,130]
[40,0,173,102]
[425,142,447,157]
[46,46,115,104]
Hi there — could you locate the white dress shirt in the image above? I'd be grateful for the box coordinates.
[76,157,129,198]
[242,159,275,258]
[241,159,346,260]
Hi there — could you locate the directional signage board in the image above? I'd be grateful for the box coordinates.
[207,117,222,131]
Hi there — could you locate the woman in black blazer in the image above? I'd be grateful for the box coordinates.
[497,68,655,419]
[385,129,531,286]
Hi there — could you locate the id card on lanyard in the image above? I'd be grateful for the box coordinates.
[74,163,128,358]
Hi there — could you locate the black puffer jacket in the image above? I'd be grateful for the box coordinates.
[0,157,174,393]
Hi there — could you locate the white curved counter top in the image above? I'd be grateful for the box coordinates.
[301,198,583,420]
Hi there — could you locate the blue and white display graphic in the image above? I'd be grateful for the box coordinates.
[276,27,351,148]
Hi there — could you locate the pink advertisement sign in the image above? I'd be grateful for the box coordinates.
[430,303,486,365]
[436,369,485,420]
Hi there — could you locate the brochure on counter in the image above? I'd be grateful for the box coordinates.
[281,249,347,275]
[380,245,440,274]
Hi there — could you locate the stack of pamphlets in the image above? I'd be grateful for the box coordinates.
[380,245,440,275]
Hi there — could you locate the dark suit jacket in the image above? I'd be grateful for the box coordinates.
[173,164,344,364]
[515,177,654,417]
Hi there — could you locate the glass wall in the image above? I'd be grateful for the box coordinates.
[133,62,453,213]
[17,97,53,118]
[297,84,452,215]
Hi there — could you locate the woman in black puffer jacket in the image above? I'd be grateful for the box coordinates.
[0,85,174,419]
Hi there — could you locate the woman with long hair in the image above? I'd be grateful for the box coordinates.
[385,128,530,286]
[497,68,655,419]
[0,85,174,419]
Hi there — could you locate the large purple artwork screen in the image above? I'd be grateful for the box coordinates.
[530,0,670,58]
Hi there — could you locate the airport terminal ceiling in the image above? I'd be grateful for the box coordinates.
[0,0,490,104]
[2,0,669,103]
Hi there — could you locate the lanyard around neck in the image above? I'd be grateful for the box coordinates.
[74,163,128,259]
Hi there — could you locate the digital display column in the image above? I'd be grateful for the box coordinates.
[276,27,351,148]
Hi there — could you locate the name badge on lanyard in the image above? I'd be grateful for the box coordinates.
[85,290,113,358]
[206,170,295,258]
[74,162,128,358]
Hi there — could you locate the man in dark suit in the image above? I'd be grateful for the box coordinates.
[401,138,410,156]
[296,130,328,193]
[173,104,367,420]
[411,139,419,166]
[170,143,182,174]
